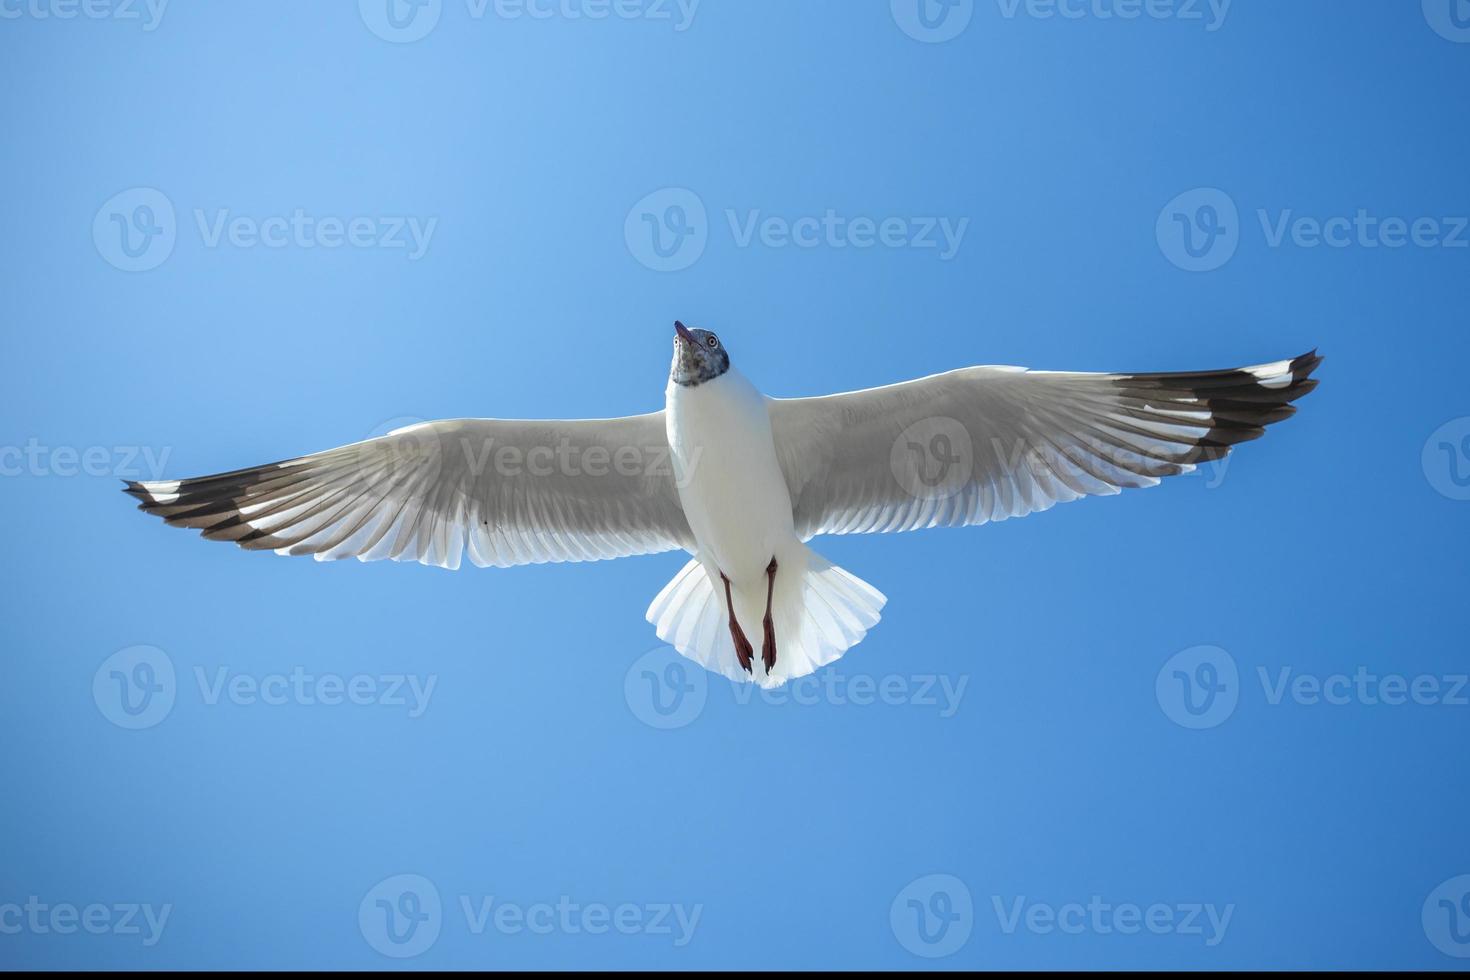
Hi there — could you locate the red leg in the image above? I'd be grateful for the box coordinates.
[721,572,754,674]
[761,557,778,673]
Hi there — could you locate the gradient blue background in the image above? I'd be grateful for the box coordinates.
[3,0,1468,969]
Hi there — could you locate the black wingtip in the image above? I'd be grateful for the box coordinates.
[1292,349,1324,377]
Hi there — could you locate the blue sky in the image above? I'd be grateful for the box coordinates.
[2,0,1469,970]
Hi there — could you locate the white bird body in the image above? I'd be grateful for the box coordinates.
[661,366,855,687]
[666,367,795,590]
[125,322,1320,689]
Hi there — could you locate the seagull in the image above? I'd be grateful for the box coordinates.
[126,323,1320,688]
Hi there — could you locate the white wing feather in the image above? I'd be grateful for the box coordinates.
[127,414,693,570]
[769,352,1321,540]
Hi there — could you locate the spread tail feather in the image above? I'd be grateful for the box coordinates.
[645,547,886,688]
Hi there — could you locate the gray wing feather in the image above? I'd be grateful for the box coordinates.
[126,414,693,570]
[770,352,1321,541]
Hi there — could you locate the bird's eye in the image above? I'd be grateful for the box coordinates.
[707,336,718,348]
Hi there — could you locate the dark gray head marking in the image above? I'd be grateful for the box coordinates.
[670,321,731,387]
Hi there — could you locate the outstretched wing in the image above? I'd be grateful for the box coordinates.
[769,351,1321,540]
[126,414,693,570]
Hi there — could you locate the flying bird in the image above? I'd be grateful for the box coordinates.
[126,324,1321,687]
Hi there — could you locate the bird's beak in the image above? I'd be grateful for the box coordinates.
[674,320,695,345]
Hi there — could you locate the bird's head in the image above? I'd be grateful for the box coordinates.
[670,320,730,387]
